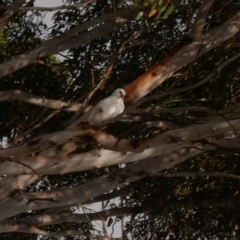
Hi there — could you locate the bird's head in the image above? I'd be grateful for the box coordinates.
[112,88,126,99]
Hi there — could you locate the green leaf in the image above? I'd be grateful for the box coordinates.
[162,3,175,18]
[135,11,144,20]
[158,3,168,15]
[117,0,126,8]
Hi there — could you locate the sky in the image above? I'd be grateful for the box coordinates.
[35,0,61,27]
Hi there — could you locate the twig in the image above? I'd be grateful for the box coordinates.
[149,172,240,180]
[12,109,61,146]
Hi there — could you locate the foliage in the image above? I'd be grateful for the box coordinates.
[0,0,240,239]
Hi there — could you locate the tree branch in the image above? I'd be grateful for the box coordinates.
[188,0,214,38]
[123,10,240,103]
[0,146,204,220]
[0,8,138,78]
[150,172,240,180]
[0,90,81,111]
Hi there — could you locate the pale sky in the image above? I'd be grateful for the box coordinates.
[36,0,62,27]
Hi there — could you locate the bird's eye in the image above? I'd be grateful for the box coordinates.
[119,91,123,98]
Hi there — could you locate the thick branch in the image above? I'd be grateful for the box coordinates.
[0,142,195,176]
[0,8,138,78]
[85,115,240,152]
[0,175,38,200]
[188,0,214,38]
[1,193,236,232]
[124,10,240,103]
[0,146,204,221]
[0,90,81,111]
[0,0,26,29]
[1,107,239,158]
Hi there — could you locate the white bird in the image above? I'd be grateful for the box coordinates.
[88,88,126,126]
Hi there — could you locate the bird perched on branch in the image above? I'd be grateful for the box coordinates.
[88,88,126,126]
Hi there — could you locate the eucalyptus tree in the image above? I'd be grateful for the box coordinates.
[1,0,240,239]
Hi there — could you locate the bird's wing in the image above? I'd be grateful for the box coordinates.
[108,98,124,116]
[88,96,124,125]
[88,97,111,124]
[88,104,104,124]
